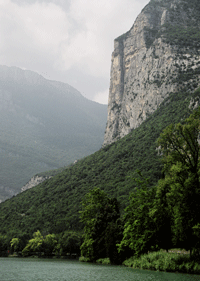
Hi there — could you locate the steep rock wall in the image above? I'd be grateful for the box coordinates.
[104,0,200,145]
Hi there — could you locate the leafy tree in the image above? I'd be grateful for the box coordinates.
[10,238,21,253]
[118,171,157,258]
[44,233,57,256]
[56,231,81,256]
[80,188,122,263]
[155,107,200,254]
[0,234,8,256]
[150,178,173,252]
[104,217,124,264]
[22,230,44,256]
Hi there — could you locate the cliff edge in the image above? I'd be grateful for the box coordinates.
[104,0,200,145]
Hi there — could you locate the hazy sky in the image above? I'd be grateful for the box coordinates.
[0,0,149,104]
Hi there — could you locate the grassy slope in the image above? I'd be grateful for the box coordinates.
[0,86,199,240]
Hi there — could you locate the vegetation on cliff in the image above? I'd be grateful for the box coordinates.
[4,106,200,275]
[78,108,200,273]
[0,86,200,252]
[1,2,200,273]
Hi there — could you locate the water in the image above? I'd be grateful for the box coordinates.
[0,258,200,281]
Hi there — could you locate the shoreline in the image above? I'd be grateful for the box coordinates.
[80,249,200,275]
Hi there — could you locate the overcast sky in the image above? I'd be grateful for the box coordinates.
[0,0,149,104]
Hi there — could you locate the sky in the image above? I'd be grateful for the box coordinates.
[0,0,149,104]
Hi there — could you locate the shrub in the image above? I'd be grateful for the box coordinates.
[123,250,200,274]
[96,258,110,265]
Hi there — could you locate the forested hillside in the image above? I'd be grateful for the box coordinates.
[1,0,200,269]
[0,85,199,241]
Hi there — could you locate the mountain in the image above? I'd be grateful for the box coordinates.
[0,65,107,202]
[104,0,200,145]
[0,0,200,239]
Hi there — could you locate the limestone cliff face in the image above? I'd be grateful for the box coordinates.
[104,0,200,145]
[21,175,52,192]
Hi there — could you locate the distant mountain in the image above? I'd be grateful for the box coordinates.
[0,65,107,201]
[1,0,200,240]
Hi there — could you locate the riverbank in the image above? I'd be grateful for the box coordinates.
[123,250,200,274]
[2,257,194,281]
[80,249,200,274]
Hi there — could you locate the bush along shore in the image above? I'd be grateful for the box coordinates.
[2,108,200,276]
[123,250,200,274]
[80,249,200,275]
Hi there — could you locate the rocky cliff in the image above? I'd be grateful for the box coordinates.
[104,0,200,145]
[21,175,52,192]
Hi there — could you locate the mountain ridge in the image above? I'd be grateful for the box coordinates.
[0,65,107,201]
[0,0,200,240]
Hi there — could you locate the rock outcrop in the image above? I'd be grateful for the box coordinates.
[21,175,52,192]
[104,0,200,145]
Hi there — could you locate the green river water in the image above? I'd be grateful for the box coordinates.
[0,258,200,281]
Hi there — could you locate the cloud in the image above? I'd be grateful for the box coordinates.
[66,0,148,77]
[0,0,149,103]
[93,88,109,105]
[0,1,69,68]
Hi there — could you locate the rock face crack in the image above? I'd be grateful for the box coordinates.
[103,0,200,146]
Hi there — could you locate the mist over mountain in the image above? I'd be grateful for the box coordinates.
[0,65,107,201]
[1,0,200,243]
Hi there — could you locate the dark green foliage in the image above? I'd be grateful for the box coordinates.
[57,231,82,256]
[118,172,157,258]
[123,251,200,274]
[80,188,122,264]
[0,234,8,256]
[153,108,200,252]
[8,230,81,257]
[22,230,44,257]
[150,178,173,252]
[44,233,58,256]
[162,25,200,49]
[119,107,200,264]
[143,0,200,50]
[104,220,124,264]
[0,85,199,240]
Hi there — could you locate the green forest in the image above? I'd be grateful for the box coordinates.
[1,85,200,273]
[1,0,200,276]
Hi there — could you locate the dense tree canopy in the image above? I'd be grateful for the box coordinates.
[153,107,200,253]
[80,188,123,263]
[118,172,157,258]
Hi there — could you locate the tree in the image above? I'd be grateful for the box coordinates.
[104,217,124,264]
[149,178,173,252]
[57,231,81,256]
[0,234,8,256]
[10,238,21,254]
[44,233,57,256]
[118,171,157,258]
[22,230,44,257]
[80,187,122,263]
[155,107,200,254]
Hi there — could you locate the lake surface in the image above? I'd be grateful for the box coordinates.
[1,258,200,281]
